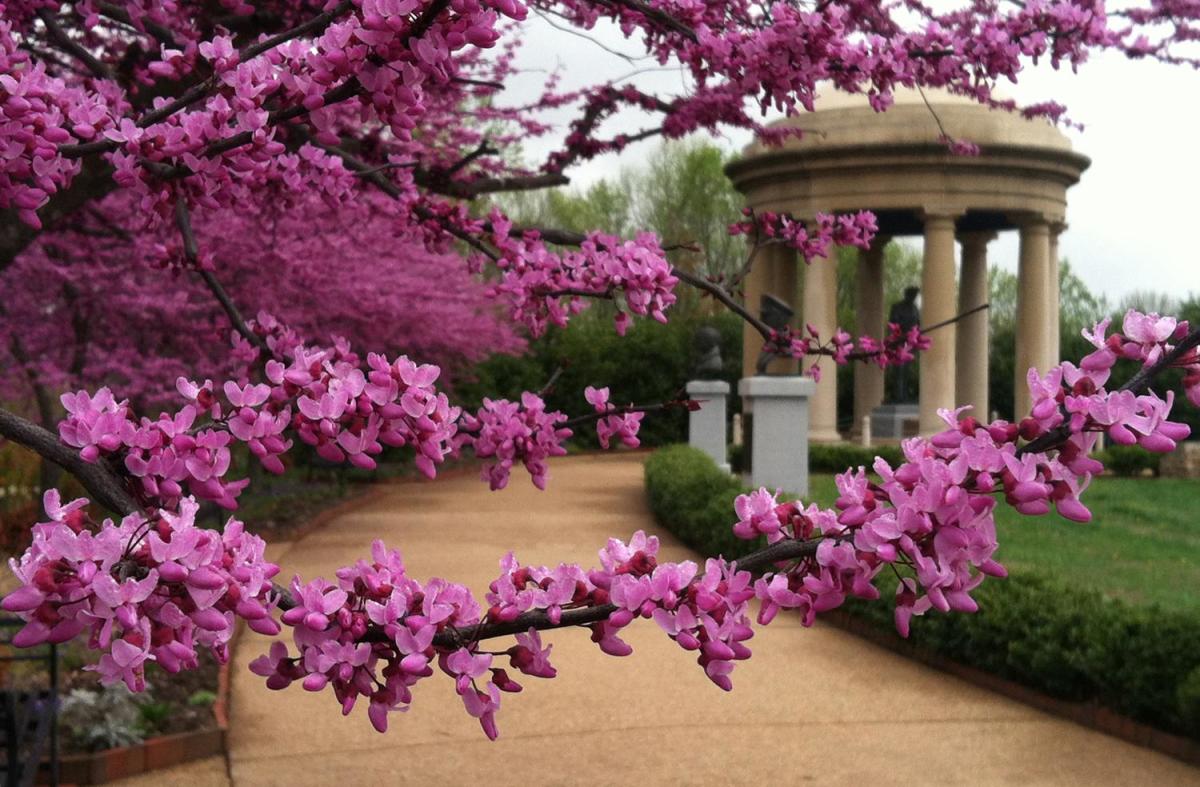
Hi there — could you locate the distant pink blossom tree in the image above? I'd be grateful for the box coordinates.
[1,0,1199,741]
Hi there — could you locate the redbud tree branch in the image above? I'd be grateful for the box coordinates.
[174,201,273,355]
[1019,324,1200,456]
[2,326,1198,644]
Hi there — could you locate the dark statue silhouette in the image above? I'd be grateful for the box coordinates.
[755,294,794,374]
[887,286,920,403]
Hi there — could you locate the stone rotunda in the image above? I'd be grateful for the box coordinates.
[725,89,1090,441]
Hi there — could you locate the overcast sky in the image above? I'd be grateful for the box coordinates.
[501,14,1200,306]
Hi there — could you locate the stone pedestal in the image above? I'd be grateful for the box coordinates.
[1161,442,1200,479]
[738,376,815,496]
[686,380,730,473]
[871,403,920,440]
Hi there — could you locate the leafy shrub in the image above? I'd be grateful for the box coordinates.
[644,444,1200,739]
[460,311,743,448]
[59,684,146,751]
[809,443,904,474]
[1095,444,1162,477]
[1176,666,1200,736]
[644,444,760,561]
[727,442,746,474]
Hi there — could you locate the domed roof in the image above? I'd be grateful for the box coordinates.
[747,87,1074,156]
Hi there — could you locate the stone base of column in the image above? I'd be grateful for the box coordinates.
[871,403,920,440]
[808,428,844,444]
[738,376,815,496]
[685,380,730,473]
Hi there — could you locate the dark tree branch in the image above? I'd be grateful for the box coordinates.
[306,137,502,261]
[0,158,117,271]
[430,536,819,646]
[415,171,571,199]
[595,0,699,42]
[95,2,180,46]
[673,267,776,339]
[0,409,138,516]
[37,10,113,80]
[174,200,272,354]
[562,400,684,428]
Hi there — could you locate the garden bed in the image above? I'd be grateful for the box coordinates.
[48,653,230,785]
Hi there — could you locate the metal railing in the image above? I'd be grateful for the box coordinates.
[0,618,58,787]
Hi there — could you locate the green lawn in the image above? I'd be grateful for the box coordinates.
[802,473,1200,614]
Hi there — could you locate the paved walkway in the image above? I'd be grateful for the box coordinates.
[219,453,1200,786]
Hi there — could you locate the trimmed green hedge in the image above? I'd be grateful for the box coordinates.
[644,444,1200,739]
[1094,444,1162,477]
[809,443,903,473]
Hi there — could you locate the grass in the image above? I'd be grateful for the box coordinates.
[799,472,1200,614]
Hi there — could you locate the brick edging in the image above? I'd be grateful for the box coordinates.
[823,610,1200,766]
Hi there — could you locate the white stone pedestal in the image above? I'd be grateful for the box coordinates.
[738,376,815,496]
[686,380,730,473]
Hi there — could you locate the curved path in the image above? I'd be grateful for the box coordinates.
[224,453,1200,786]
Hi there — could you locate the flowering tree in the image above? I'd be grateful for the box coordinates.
[2,0,1200,741]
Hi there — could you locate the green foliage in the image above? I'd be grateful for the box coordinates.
[138,700,174,732]
[1094,445,1162,477]
[808,443,903,474]
[499,138,747,285]
[459,310,743,447]
[187,690,218,707]
[1177,666,1200,736]
[59,684,147,751]
[644,445,1200,739]
[644,444,761,560]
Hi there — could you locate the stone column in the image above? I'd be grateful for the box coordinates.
[852,236,888,435]
[1015,216,1054,419]
[769,246,799,375]
[919,211,960,435]
[740,243,799,379]
[803,238,841,442]
[956,231,994,421]
[686,380,730,473]
[738,375,816,495]
[1049,222,1065,364]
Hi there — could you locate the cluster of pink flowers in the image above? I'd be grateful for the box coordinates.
[583,533,755,691]
[2,493,280,690]
[252,540,502,737]
[1080,311,1200,410]
[735,310,1192,637]
[58,387,252,510]
[259,529,758,738]
[84,0,529,227]
[483,212,678,336]
[729,209,878,263]
[0,17,94,228]
[456,392,571,490]
[584,386,644,449]
[57,326,462,509]
[251,538,568,739]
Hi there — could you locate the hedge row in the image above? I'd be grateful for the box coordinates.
[731,441,1160,478]
[644,444,1200,739]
